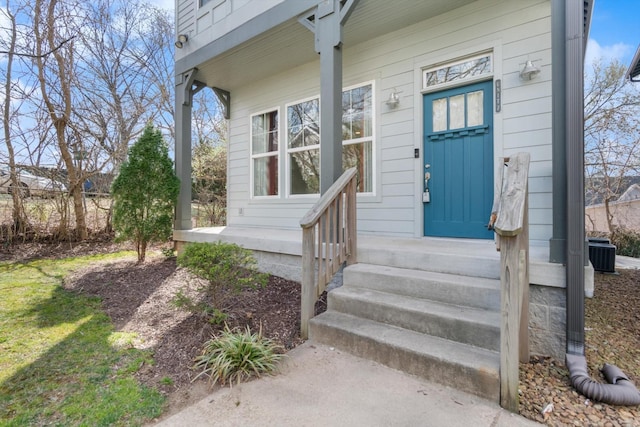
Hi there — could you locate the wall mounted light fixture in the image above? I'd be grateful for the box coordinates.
[175,34,189,49]
[520,60,541,81]
[385,88,400,109]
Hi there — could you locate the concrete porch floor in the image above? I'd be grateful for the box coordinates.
[173,226,591,295]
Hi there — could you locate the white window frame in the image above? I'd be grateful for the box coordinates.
[250,107,280,199]
[282,82,377,198]
[342,81,375,195]
[285,96,321,198]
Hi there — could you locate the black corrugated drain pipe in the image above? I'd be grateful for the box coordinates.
[566,353,640,406]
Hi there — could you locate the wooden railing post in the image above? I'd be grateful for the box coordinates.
[300,168,358,339]
[347,177,357,265]
[491,152,530,413]
[300,226,316,340]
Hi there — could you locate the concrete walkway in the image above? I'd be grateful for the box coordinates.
[156,342,541,427]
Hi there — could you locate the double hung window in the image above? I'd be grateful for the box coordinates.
[342,83,373,193]
[287,98,320,195]
[251,110,279,197]
[251,82,374,197]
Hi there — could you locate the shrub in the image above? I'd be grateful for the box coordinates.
[111,125,179,263]
[175,242,268,322]
[610,227,640,258]
[193,325,283,386]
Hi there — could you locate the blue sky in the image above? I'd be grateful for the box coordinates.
[586,0,639,67]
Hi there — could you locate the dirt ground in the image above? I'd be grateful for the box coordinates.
[2,240,639,425]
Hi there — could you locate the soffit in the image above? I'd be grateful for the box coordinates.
[628,46,640,82]
[195,0,476,90]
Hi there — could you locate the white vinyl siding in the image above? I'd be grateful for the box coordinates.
[225,0,553,241]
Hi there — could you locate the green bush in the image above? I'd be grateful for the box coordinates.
[610,227,640,258]
[175,242,268,322]
[111,125,179,262]
[193,325,283,386]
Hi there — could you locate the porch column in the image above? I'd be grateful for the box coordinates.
[304,0,360,194]
[174,69,200,230]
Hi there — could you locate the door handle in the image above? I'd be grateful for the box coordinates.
[423,164,431,203]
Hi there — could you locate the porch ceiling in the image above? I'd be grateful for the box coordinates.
[193,0,476,90]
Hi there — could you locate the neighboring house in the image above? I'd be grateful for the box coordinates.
[586,183,640,233]
[586,50,640,233]
[173,0,593,404]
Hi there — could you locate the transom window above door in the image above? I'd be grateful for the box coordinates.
[423,53,492,90]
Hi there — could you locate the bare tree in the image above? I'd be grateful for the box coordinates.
[32,0,88,239]
[584,59,640,233]
[0,1,29,233]
[133,5,175,141]
[74,0,160,172]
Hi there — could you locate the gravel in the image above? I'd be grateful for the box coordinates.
[518,269,640,426]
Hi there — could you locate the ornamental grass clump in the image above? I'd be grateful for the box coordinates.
[193,325,284,386]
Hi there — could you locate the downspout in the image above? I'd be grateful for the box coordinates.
[564,0,585,359]
[566,354,640,406]
[562,0,640,405]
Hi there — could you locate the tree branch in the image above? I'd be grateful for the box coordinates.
[0,36,75,58]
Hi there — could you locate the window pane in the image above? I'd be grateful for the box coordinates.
[253,156,278,196]
[343,141,372,192]
[290,149,319,195]
[449,94,465,130]
[467,90,483,127]
[252,110,278,197]
[252,114,265,135]
[252,133,268,154]
[252,112,278,154]
[288,99,319,148]
[432,98,447,132]
[342,84,372,141]
[424,54,492,88]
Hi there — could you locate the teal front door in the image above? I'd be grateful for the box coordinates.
[423,81,493,239]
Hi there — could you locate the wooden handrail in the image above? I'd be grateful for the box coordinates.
[490,152,530,413]
[299,167,358,339]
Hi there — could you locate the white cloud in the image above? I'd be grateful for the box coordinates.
[585,39,633,67]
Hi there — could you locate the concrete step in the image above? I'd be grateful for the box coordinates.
[359,236,500,279]
[343,263,500,311]
[328,286,500,352]
[309,311,500,401]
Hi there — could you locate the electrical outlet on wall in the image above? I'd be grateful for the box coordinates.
[238,208,244,216]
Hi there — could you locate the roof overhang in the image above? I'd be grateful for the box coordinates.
[178,0,476,90]
[627,46,640,82]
